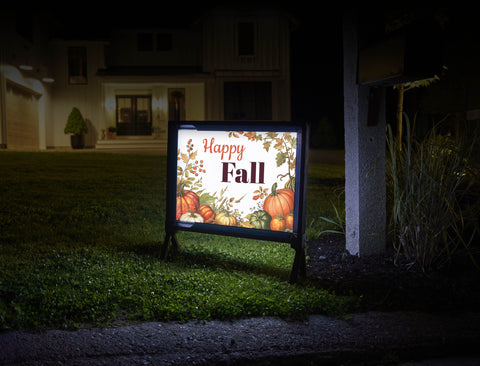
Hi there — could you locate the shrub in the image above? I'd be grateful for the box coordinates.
[386,117,479,272]
[64,107,88,135]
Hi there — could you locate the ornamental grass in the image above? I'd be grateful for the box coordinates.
[386,117,480,272]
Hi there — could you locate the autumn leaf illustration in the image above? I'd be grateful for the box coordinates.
[263,140,271,152]
[266,131,278,139]
[289,157,296,171]
[244,131,257,141]
[274,138,284,150]
[253,186,269,200]
[276,151,287,167]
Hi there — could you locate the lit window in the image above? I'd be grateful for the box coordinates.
[116,95,152,136]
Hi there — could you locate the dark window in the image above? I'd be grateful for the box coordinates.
[238,22,255,56]
[68,47,87,84]
[138,33,154,51]
[157,33,172,51]
[224,82,272,120]
[168,89,185,121]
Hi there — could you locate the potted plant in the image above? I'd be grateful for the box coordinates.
[107,126,117,139]
[64,107,88,149]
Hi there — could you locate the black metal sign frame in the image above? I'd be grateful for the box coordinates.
[161,120,309,283]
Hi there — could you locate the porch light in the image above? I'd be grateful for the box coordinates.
[19,64,33,71]
[105,97,115,110]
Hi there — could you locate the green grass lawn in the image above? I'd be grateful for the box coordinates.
[0,151,347,331]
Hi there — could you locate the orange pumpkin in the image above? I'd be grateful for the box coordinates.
[270,215,286,231]
[198,204,216,223]
[263,183,294,219]
[285,212,294,230]
[176,186,199,220]
[215,211,237,226]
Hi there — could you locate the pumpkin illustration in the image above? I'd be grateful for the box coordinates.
[176,185,199,220]
[249,210,272,230]
[285,212,294,230]
[270,215,286,231]
[198,204,216,223]
[179,211,204,223]
[215,211,237,226]
[263,182,294,219]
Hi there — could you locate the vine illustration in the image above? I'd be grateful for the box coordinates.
[226,131,297,232]
[228,131,297,190]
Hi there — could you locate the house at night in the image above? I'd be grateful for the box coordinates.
[0,5,297,151]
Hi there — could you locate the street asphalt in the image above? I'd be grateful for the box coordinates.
[1,311,480,365]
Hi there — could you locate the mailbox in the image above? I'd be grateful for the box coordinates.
[358,18,444,86]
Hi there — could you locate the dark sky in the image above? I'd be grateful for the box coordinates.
[289,8,344,127]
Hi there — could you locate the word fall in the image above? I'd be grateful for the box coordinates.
[221,162,265,184]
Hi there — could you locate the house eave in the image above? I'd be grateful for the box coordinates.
[96,66,206,77]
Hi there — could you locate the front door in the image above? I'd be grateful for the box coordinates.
[116,95,152,136]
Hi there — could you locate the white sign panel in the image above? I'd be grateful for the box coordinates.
[176,129,297,232]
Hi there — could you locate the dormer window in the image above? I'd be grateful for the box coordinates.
[237,22,255,56]
[68,47,87,85]
[137,33,154,51]
[137,32,172,52]
[156,33,172,51]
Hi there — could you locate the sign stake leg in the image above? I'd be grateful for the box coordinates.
[160,232,178,260]
[289,239,306,284]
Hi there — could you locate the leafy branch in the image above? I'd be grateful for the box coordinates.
[177,138,205,191]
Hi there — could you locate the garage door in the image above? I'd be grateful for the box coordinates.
[6,81,39,150]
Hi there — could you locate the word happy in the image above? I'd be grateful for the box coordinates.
[203,138,246,161]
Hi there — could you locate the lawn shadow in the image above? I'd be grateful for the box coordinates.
[124,241,293,282]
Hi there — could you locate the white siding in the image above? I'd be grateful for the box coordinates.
[106,28,202,67]
[49,41,105,148]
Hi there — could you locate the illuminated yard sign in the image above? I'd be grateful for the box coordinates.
[161,121,309,282]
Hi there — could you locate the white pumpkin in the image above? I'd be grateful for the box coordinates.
[179,211,204,223]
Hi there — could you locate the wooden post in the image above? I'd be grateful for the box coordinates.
[343,11,386,256]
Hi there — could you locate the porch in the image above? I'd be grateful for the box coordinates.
[95,136,167,154]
